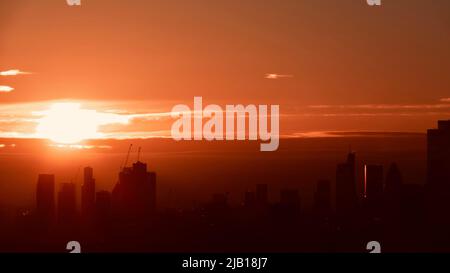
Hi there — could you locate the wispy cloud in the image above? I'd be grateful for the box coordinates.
[0,86,14,92]
[265,73,293,79]
[0,69,32,76]
[301,102,450,118]
[296,112,450,117]
[49,144,112,150]
[289,131,425,138]
[0,69,32,93]
[308,103,450,110]
[0,143,16,148]
[441,98,450,102]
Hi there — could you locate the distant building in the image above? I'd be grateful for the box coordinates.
[280,189,301,213]
[81,167,96,218]
[384,163,404,216]
[314,179,331,214]
[426,120,450,234]
[210,193,228,209]
[385,163,403,193]
[57,183,77,223]
[256,184,268,206]
[364,164,383,213]
[427,120,450,189]
[36,174,55,223]
[112,161,156,221]
[244,191,256,208]
[336,152,358,216]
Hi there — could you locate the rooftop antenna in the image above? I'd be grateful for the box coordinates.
[137,146,141,162]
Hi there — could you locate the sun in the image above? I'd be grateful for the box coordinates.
[35,103,102,144]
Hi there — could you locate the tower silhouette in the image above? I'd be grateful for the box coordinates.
[36,174,55,224]
[336,152,358,218]
[364,164,383,215]
[427,120,450,188]
[112,161,156,221]
[426,120,450,240]
[81,166,96,219]
[385,163,403,194]
[384,163,404,218]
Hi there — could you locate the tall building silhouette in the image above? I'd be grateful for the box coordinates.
[36,174,55,223]
[384,163,404,217]
[112,161,156,221]
[427,120,450,188]
[57,183,77,223]
[336,152,357,217]
[81,166,96,218]
[364,164,383,214]
[426,120,450,236]
[385,163,403,194]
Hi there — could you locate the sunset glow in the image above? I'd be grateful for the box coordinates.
[35,103,100,143]
[35,102,129,144]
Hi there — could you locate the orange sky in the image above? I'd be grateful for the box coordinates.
[0,0,449,140]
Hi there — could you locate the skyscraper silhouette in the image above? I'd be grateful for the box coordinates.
[81,166,96,219]
[384,163,404,219]
[57,183,77,224]
[427,120,450,188]
[36,174,55,224]
[112,161,156,221]
[426,120,450,239]
[385,163,403,194]
[336,152,357,217]
[364,164,383,215]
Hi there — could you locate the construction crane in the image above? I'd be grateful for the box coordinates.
[120,144,133,171]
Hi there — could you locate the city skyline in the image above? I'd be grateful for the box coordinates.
[0,119,446,252]
[27,120,448,216]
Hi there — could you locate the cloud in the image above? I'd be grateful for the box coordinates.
[49,144,112,150]
[293,102,450,118]
[441,98,450,102]
[0,86,14,92]
[290,131,425,138]
[0,69,32,76]
[265,73,293,79]
[0,144,16,148]
[308,103,450,110]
